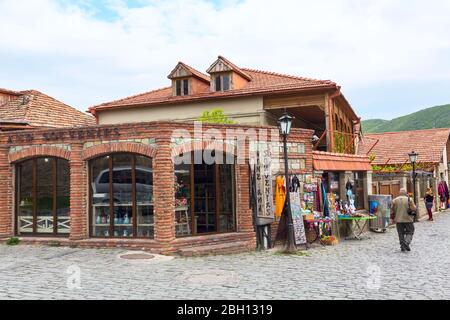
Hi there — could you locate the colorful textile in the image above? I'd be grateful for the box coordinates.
[275,176,286,218]
[321,180,330,217]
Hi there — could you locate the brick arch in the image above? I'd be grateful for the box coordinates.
[82,142,157,161]
[171,140,237,160]
[9,146,71,163]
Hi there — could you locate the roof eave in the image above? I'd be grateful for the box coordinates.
[90,85,337,113]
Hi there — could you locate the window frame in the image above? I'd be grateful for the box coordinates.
[174,152,236,237]
[214,73,231,92]
[15,157,70,237]
[175,78,190,96]
[89,153,154,239]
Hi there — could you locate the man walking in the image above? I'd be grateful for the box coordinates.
[391,188,416,252]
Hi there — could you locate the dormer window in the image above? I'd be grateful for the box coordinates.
[207,56,252,92]
[214,74,231,92]
[168,62,210,97]
[176,79,189,96]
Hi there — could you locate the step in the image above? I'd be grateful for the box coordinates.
[177,241,253,257]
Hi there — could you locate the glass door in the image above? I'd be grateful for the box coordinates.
[194,163,216,234]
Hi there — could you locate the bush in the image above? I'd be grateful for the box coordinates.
[197,109,235,124]
[6,237,20,246]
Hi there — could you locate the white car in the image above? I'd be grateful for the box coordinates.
[92,166,153,203]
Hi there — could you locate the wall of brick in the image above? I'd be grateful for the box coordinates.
[0,121,314,254]
[0,146,13,237]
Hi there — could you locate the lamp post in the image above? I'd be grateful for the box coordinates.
[409,151,418,222]
[278,110,296,253]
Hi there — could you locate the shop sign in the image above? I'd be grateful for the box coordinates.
[7,128,120,145]
[255,146,274,219]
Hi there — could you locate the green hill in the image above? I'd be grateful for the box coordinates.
[362,104,450,133]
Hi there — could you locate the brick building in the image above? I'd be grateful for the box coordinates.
[359,128,450,216]
[0,121,313,254]
[0,56,371,254]
[1,88,95,131]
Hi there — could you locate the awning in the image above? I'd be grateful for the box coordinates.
[313,151,372,171]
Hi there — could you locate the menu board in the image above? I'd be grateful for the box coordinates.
[290,191,306,245]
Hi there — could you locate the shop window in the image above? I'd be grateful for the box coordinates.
[90,153,154,238]
[174,151,236,237]
[16,157,70,235]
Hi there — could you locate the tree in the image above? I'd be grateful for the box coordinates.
[197,109,235,124]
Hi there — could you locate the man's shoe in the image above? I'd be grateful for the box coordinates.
[401,248,406,252]
[405,244,411,251]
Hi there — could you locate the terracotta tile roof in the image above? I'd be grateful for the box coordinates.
[0,88,21,96]
[0,90,96,129]
[90,67,337,111]
[313,151,372,171]
[358,128,450,165]
[168,62,210,83]
[211,55,253,81]
[179,62,210,82]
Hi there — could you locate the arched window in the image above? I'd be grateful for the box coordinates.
[174,150,236,237]
[90,153,153,238]
[16,157,70,235]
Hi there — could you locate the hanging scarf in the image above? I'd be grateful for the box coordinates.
[321,180,330,217]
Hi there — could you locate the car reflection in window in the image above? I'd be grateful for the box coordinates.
[92,166,153,204]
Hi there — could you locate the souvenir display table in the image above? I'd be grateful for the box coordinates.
[303,217,334,245]
[338,215,377,240]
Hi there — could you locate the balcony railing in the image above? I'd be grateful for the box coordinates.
[313,130,359,154]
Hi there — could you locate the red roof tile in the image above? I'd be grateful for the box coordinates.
[168,62,210,83]
[0,88,21,96]
[210,55,253,81]
[358,128,450,165]
[0,90,96,129]
[313,151,372,171]
[90,67,337,111]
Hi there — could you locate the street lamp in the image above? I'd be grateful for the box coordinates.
[409,151,418,222]
[278,110,296,253]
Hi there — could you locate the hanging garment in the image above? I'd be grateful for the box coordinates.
[290,175,300,192]
[321,180,330,217]
[346,180,353,191]
[275,176,286,218]
[438,182,447,203]
[316,181,322,212]
[444,181,449,198]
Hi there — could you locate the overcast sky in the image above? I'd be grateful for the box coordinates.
[1,0,450,120]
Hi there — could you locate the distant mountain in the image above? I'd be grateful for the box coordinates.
[362,104,450,133]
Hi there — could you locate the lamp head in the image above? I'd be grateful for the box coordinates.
[278,110,294,136]
[408,151,418,164]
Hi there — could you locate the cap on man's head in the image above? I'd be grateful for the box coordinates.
[399,188,407,195]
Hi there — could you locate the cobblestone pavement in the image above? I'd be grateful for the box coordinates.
[1,212,450,300]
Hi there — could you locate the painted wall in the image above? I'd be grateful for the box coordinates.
[97,96,264,125]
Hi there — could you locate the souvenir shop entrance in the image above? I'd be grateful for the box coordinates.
[174,151,236,237]
[321,171,366,211]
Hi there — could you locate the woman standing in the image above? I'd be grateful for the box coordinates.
[424,188,434,221]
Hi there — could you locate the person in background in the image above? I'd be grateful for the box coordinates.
[391,188,416,252]
[424,188,434,221]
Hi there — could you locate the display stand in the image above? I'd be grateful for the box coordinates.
[175,206,191,236]
[338,216,377,240]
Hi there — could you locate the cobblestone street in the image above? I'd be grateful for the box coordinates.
[1,212,450,300]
